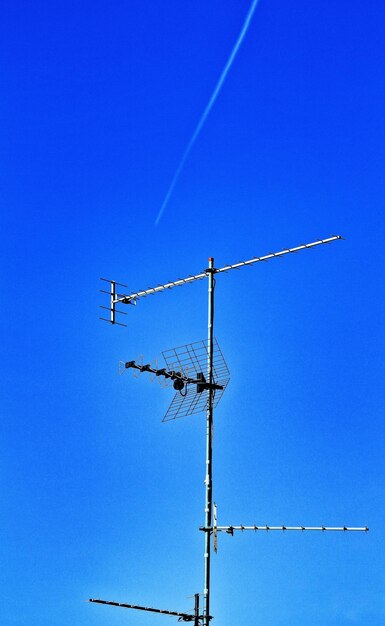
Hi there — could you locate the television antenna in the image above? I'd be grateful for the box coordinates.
[92,236,368,626]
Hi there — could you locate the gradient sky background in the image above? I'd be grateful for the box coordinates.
[2,1,385,625]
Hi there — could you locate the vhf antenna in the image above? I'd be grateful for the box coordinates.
[92,236,368,626]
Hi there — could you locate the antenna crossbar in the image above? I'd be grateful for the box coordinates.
[111,236,342,305]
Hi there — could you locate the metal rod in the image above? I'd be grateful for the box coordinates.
[114,273,207,303]
[99,306,127,315]
[112,236,342,304]
[99,317,127,327]
[213,503,218,554]
[200,525,369,533]
[203,257,215,626]
[215,236,342,274]
[194,594,200,626]
[110,281,115,324]
[88,598,194,619]
[100,277,128,288]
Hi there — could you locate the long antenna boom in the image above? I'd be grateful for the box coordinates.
[111,236,342,305]
[201,525,368,533]
[88,599,196,621]
[215,236,342,274]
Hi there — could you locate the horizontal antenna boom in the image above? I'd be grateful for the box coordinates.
[200,525,368,533]
[112,236,342,304]
[88,598,196,621]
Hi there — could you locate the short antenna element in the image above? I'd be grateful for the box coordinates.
[93,236,367,626]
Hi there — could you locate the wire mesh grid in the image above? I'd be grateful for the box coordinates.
[162,338,230,421]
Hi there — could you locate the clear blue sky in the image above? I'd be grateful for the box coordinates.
[1,1,385,625]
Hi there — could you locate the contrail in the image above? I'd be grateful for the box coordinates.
[155,0,260,226]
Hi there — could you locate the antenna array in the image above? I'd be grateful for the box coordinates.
[92,236,368,626]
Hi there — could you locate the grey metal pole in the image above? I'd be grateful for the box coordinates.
[203,257,215,625]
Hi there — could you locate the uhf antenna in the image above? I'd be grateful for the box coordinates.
[92,236,368,626]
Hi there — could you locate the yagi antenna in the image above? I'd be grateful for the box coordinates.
[209,504,368,554]
[100,236,342,318]
[92,236,368,626]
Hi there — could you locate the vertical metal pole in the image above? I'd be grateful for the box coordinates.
[203,257,215,625]
[194,593,200,626]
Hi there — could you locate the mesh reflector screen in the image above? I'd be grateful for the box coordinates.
[162,338,230,421]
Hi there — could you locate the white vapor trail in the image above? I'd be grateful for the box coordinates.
[154,0,260,226]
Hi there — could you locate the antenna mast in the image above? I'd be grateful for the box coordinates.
[204,257,215,624]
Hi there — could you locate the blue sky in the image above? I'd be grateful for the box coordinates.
[1,1,385,624]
